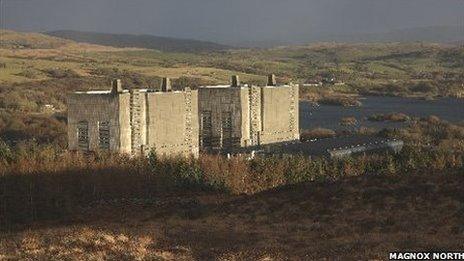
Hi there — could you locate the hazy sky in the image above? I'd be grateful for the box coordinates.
[3,0,464,45]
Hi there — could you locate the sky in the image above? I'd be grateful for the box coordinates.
[2,0,464,46]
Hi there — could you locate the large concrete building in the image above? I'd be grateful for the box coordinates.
[67,75,299,157]
[198,75,299,151]
[67,79,199,157]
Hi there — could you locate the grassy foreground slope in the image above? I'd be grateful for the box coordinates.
[1,172,463,259]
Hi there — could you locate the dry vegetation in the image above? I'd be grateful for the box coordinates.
[300,128,337,140]
[368,112,412,122]
[318,95,362,107]
[340,117,358,126]
[0,157,463,259]
[299,87,362,107]
[3,172,464,260]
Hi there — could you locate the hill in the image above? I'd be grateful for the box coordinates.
[46,30,232,53]
[0,30,72,49]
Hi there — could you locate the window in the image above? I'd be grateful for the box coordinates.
[98,121,110,150]
[221,111,233,148]
[77,121,89,151]
[200,111,212,148]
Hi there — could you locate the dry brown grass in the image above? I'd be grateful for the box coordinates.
[299,87,362,107]
[369,112,411,122]
[300,128,337,140]
[340,117,358,126]
[1,171,463,260]
[1,226,194,260]
[318,95,362,107]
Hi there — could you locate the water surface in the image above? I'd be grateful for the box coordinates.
[300,96,464,130]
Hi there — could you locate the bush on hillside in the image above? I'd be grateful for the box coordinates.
[43,68,80,79]
[16,68,39,79]
[340,117,358,126]
[300,128,337,141]
[410,81,438,94]
[368,113,411,122]
[319,96,362,107]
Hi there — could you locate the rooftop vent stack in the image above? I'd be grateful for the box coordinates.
[161,77,172,92]
[267,74,277,86]
[231,75,240,87]
[111,79,123,94]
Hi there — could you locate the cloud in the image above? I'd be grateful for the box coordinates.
[3,0,464,45]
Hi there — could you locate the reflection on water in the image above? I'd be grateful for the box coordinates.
[300,96,464,130]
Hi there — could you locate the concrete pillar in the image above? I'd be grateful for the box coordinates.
[231,75,240,87]
[267,74,277,86]
[111,79,123,94]
[161,77,172,92]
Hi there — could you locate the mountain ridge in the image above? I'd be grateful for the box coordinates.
[46,30,232,53]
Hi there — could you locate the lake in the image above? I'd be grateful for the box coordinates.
[300,96,464,130]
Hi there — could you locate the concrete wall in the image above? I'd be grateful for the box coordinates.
[118,94,132,154]
[259,85,299,144]
[68,89,199,157]
[145,90,199,157]
[198,87,248,150]
[248,86,262,146]
[197,83,299,150]
[129,90,147,156]
[67,92,131,154]
[239,88,251,146]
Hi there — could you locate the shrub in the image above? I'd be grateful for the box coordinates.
[0,92,38,111]
[409,82,438,94]
[319,96,362,107]
[172,76,214,90]
[43,68,79,79]
[89,68,161,89]
[300,128,336,141]
[0,113,67,148]
[0,139,13,163]
[16,68,38,79]
[340,117,357,126]
[368,113,410,122]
